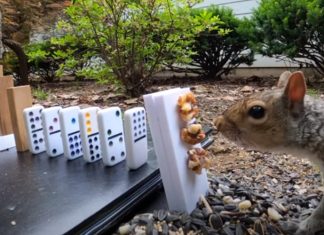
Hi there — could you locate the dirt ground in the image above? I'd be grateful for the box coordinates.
[35,75,324,216]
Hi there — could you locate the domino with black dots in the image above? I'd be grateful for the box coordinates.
[124,107,148,170]
[23,105,46,154]
[59,106,83,160]
[98,107,126,166]
[79,107,102,163]
[41,106,64,157]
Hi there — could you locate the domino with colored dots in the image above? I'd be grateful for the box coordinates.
[124,107,148,170]
[98,107,126,166]
[79,107,102,163]
[59,106,83,160]
[23,105,46,154]
[41,106,64,157]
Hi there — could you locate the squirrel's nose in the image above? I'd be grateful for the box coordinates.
[214,116,225,132]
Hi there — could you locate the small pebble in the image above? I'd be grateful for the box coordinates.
[223,196,234,204]
[267,207,283,221]
[239,200,252,211]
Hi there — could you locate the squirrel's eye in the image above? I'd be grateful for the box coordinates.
[248,106,265,119]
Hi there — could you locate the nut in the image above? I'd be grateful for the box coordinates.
[187,148,211,174]
[187,124,202,134]
[178,92,199,122]
[181,124,205,145]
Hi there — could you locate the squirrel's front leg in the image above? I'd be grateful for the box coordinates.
[295,196,324,235]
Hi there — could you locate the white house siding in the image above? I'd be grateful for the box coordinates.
[195,0,300,68]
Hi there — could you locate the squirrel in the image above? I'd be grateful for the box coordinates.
[214,71,324,235]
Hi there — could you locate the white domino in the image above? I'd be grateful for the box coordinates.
[23,105,46,154]
[0,134,16,151]
[41,106,63,157]
[124,107,148,170]
[143,88,209,213]
[98,107,126,166]
[79,107,102,163]
[59,106,83,160]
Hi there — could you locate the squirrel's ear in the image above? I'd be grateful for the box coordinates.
[277,71,292,88]
[284,71,306,116]
[284,71,306,102]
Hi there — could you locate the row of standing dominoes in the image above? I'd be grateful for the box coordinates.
[23,105,148,169]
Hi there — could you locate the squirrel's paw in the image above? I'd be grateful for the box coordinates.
[295,217,324,235]
[278,220,299,235]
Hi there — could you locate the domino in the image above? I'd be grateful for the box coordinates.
[59,106,83,160]
[7,85,33,151]
[41,106,64,157]
[79,107,102,163]
[143,88,209,213]
[23,105,46,154]
[0,75,14,135]
[98,107,126,166]
[124,107,148,170]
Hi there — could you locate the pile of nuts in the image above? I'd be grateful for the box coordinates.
[177,92,210,174]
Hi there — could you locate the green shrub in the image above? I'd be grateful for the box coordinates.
[26,40,87,82]
[32,87,49,100]
[187,6,254,79]
[251,0,324,75]
[48,0,223,96]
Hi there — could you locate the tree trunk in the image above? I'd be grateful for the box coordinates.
[2,38,29,85]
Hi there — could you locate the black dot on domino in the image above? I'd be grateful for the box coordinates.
[111,156,115,161]
[95,145,99,150]
[52,149,57,154]
[121,151,125,157]
[109,141,113,146]
[107,129,112,135]
[119,137,123,142]
[91,156,95,161]
[96,154,100,159]
[115,110,120,117]
[35,146,39,151]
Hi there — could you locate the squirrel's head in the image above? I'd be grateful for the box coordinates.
[214,71,307,150]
